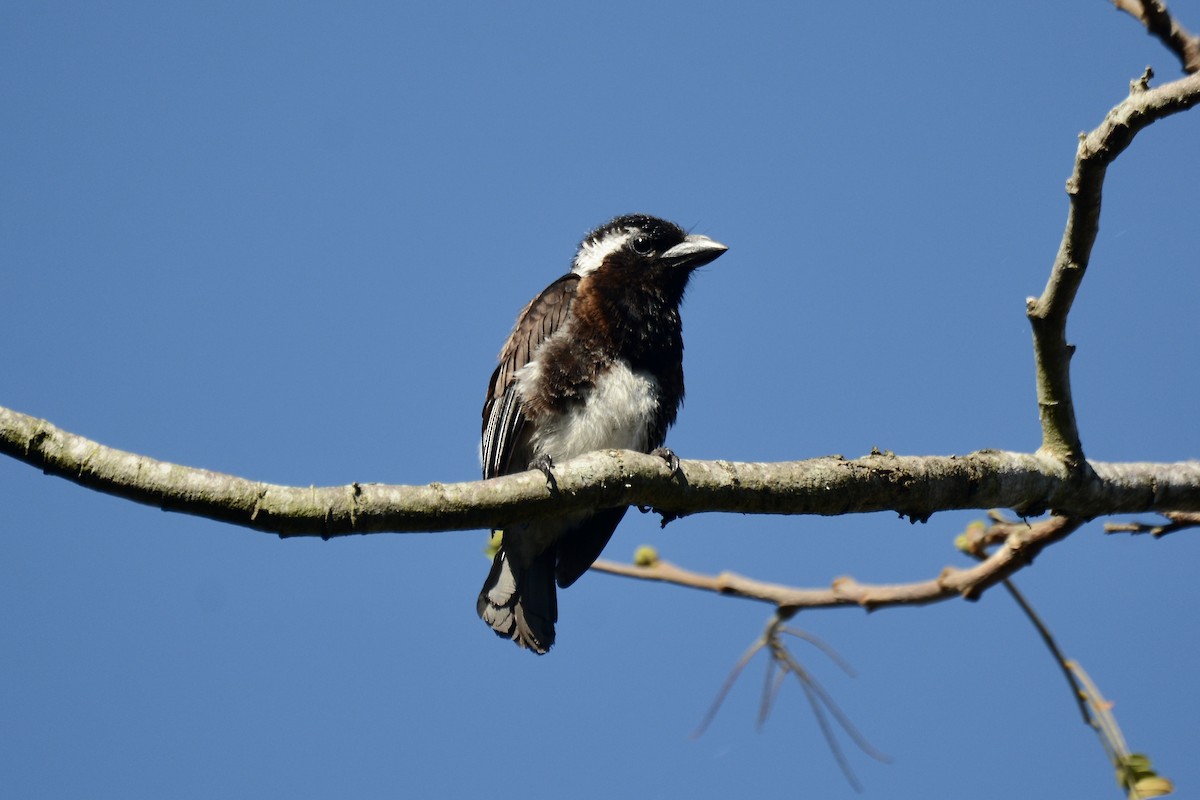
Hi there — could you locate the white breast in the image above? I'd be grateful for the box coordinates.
[524,361,660,462]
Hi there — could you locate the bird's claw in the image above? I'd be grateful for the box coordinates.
[531,454,558,492]
[651,447,681,477]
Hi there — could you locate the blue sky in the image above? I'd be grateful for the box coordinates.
[3,2,1198,798]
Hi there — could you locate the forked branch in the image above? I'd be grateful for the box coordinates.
[1027,65,1200,468]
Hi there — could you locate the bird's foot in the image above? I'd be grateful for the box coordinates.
[650,447,681,477]
[530,454,558,492]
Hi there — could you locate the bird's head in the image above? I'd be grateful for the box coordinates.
[571,214,727,302]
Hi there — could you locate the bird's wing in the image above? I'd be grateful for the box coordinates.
[482,273,579,479]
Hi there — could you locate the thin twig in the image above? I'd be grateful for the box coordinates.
[593,516,1083,612]
[1001,579,1092,726]
[1068,661,1175,798]
[692,636,768,737]
[696,614,889,792]
[1105,511,1200,537]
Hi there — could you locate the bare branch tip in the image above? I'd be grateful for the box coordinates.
[1131,66,1155,94]
[1110,0,1144,21]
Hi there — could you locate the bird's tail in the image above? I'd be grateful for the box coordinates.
[477,547,557,654]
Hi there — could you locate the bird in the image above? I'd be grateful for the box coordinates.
[477,213,727,653]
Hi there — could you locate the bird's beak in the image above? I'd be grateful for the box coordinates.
[661,234,728,270]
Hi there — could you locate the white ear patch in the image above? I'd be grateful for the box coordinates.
[572,230,632,277]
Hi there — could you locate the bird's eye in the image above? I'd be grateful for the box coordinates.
[630,235,654,256]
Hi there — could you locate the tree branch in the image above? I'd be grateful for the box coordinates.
[3,405,1199,538]
[1028,66,1200,468]
[592,516,1081,611]
[1113,0,1200,73]
[1104,510,1200,537]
